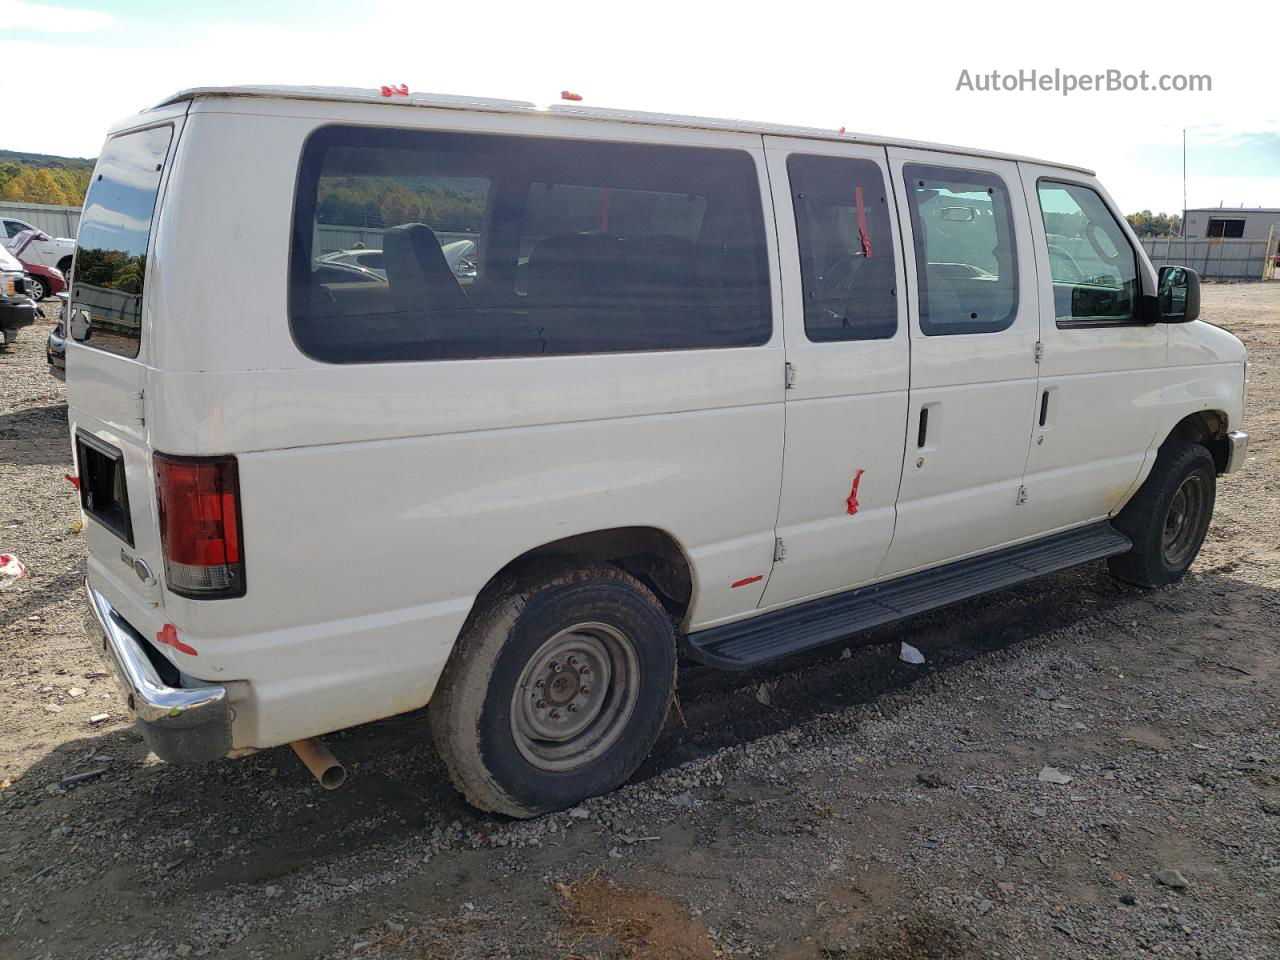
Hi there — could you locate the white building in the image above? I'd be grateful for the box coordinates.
[1183,207,1280,241]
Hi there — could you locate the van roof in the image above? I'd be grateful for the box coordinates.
[154,85,1096,176]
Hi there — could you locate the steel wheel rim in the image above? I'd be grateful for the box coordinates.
[510,622,639,772]
[1163,473,1207,567]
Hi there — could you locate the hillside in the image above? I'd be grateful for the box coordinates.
[0,149,95,206]
[0,148,95,170]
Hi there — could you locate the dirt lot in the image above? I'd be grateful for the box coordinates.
[2,285,1278,960]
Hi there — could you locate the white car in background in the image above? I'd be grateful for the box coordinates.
[319,239,477,279]
[3,217,76,279]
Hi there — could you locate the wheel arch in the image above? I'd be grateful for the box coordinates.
[1163,409,1232,473]
[467,526,696,631]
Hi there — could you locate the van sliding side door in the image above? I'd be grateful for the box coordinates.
[757,138,909,608]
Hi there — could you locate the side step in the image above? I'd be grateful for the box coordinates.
[684,522,1131,670]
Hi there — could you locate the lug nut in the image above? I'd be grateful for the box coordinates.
[580,687,591,696]
[567,655,578,666]
[535,699,547,709]
[550,660,563,673]
[567,703,578,713]
[550,710,561,719]
[579,666,591,676]
[534,678,545,688]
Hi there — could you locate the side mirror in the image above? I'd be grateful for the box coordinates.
[1157,265,1200,323]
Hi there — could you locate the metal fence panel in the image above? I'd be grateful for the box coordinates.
[1140,237,1277,280]
[0,201,81,238]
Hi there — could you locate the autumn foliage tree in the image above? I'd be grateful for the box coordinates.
[0,162,91,205]
[1126,210,1182,237]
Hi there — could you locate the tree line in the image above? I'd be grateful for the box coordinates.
[1125,210,1182,237]
[317,177,486,232]
[0,162,92,206]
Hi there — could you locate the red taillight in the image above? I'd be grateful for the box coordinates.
[154,453,245,599]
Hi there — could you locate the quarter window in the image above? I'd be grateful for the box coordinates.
[904,164,1019,336]
[72,125,173,359]
[1036,181,1138,326]
[787,154,897,341]
[290,127,773,363]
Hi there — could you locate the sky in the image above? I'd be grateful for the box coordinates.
[2,0,1276,215]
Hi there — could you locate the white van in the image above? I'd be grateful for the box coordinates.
[71,86,1248,816]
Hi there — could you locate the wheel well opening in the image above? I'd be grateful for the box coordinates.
[478,527,694,625]
[1166,410,1230,473]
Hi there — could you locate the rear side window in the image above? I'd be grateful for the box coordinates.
[904,164,1018,336]
[787,154,897,341]
[290,126,772,363]
[1036,181,1138,326]
[72,125,173,359]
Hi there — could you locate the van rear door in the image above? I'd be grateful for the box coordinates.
[67,114,183,616]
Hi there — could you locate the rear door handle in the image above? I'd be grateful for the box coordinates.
[917,407,929,448]
[1039,390,1050,427]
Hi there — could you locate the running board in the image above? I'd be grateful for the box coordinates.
[683,523,1131,670]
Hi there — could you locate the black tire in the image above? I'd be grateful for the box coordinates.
[26,275,47,301]
[57,257,73,281]
[1108,441,1216,588]
[430,562,676,818]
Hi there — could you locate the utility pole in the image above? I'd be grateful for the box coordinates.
[1181,128,1187,237]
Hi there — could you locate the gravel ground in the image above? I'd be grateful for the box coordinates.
[1,285,1278,960]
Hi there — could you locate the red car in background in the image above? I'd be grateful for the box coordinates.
[21,260,66,301]
[9,229,68,300]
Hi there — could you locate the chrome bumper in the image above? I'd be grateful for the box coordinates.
[84,582,232,763]
[1224,431,1249,474]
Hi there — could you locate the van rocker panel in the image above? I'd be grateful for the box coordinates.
[684,522,1132,669]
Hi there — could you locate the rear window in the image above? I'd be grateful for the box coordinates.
[289,126,772,363]
[72,124,173,359]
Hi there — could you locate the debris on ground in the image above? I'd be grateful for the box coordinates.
[899,641,926,664]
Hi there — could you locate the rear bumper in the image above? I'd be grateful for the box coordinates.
[84,582,232,763]
[1223,431,1249,474]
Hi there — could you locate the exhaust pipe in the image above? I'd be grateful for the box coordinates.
[290,738,346,789]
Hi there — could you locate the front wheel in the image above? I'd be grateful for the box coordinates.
[26,275,48,301]
[1109,441,1216,588]
[430,562,676,818]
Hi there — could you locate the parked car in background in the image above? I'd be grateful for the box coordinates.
[319,247,386,276]
[0,243,36,349]
[21,260,66,301]
[47,291,68,379]
[319,239,476,279]
[3,222,76,280]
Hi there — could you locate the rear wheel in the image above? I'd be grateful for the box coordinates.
[57,257,73,281]
[430,562,676,818]
[1109,441,1216,588]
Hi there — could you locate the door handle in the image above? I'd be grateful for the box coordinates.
[1039,390,1050,428]
[917,407,929,448]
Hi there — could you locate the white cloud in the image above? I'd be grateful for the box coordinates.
[0,0,114,32]
[80,202,150,236]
